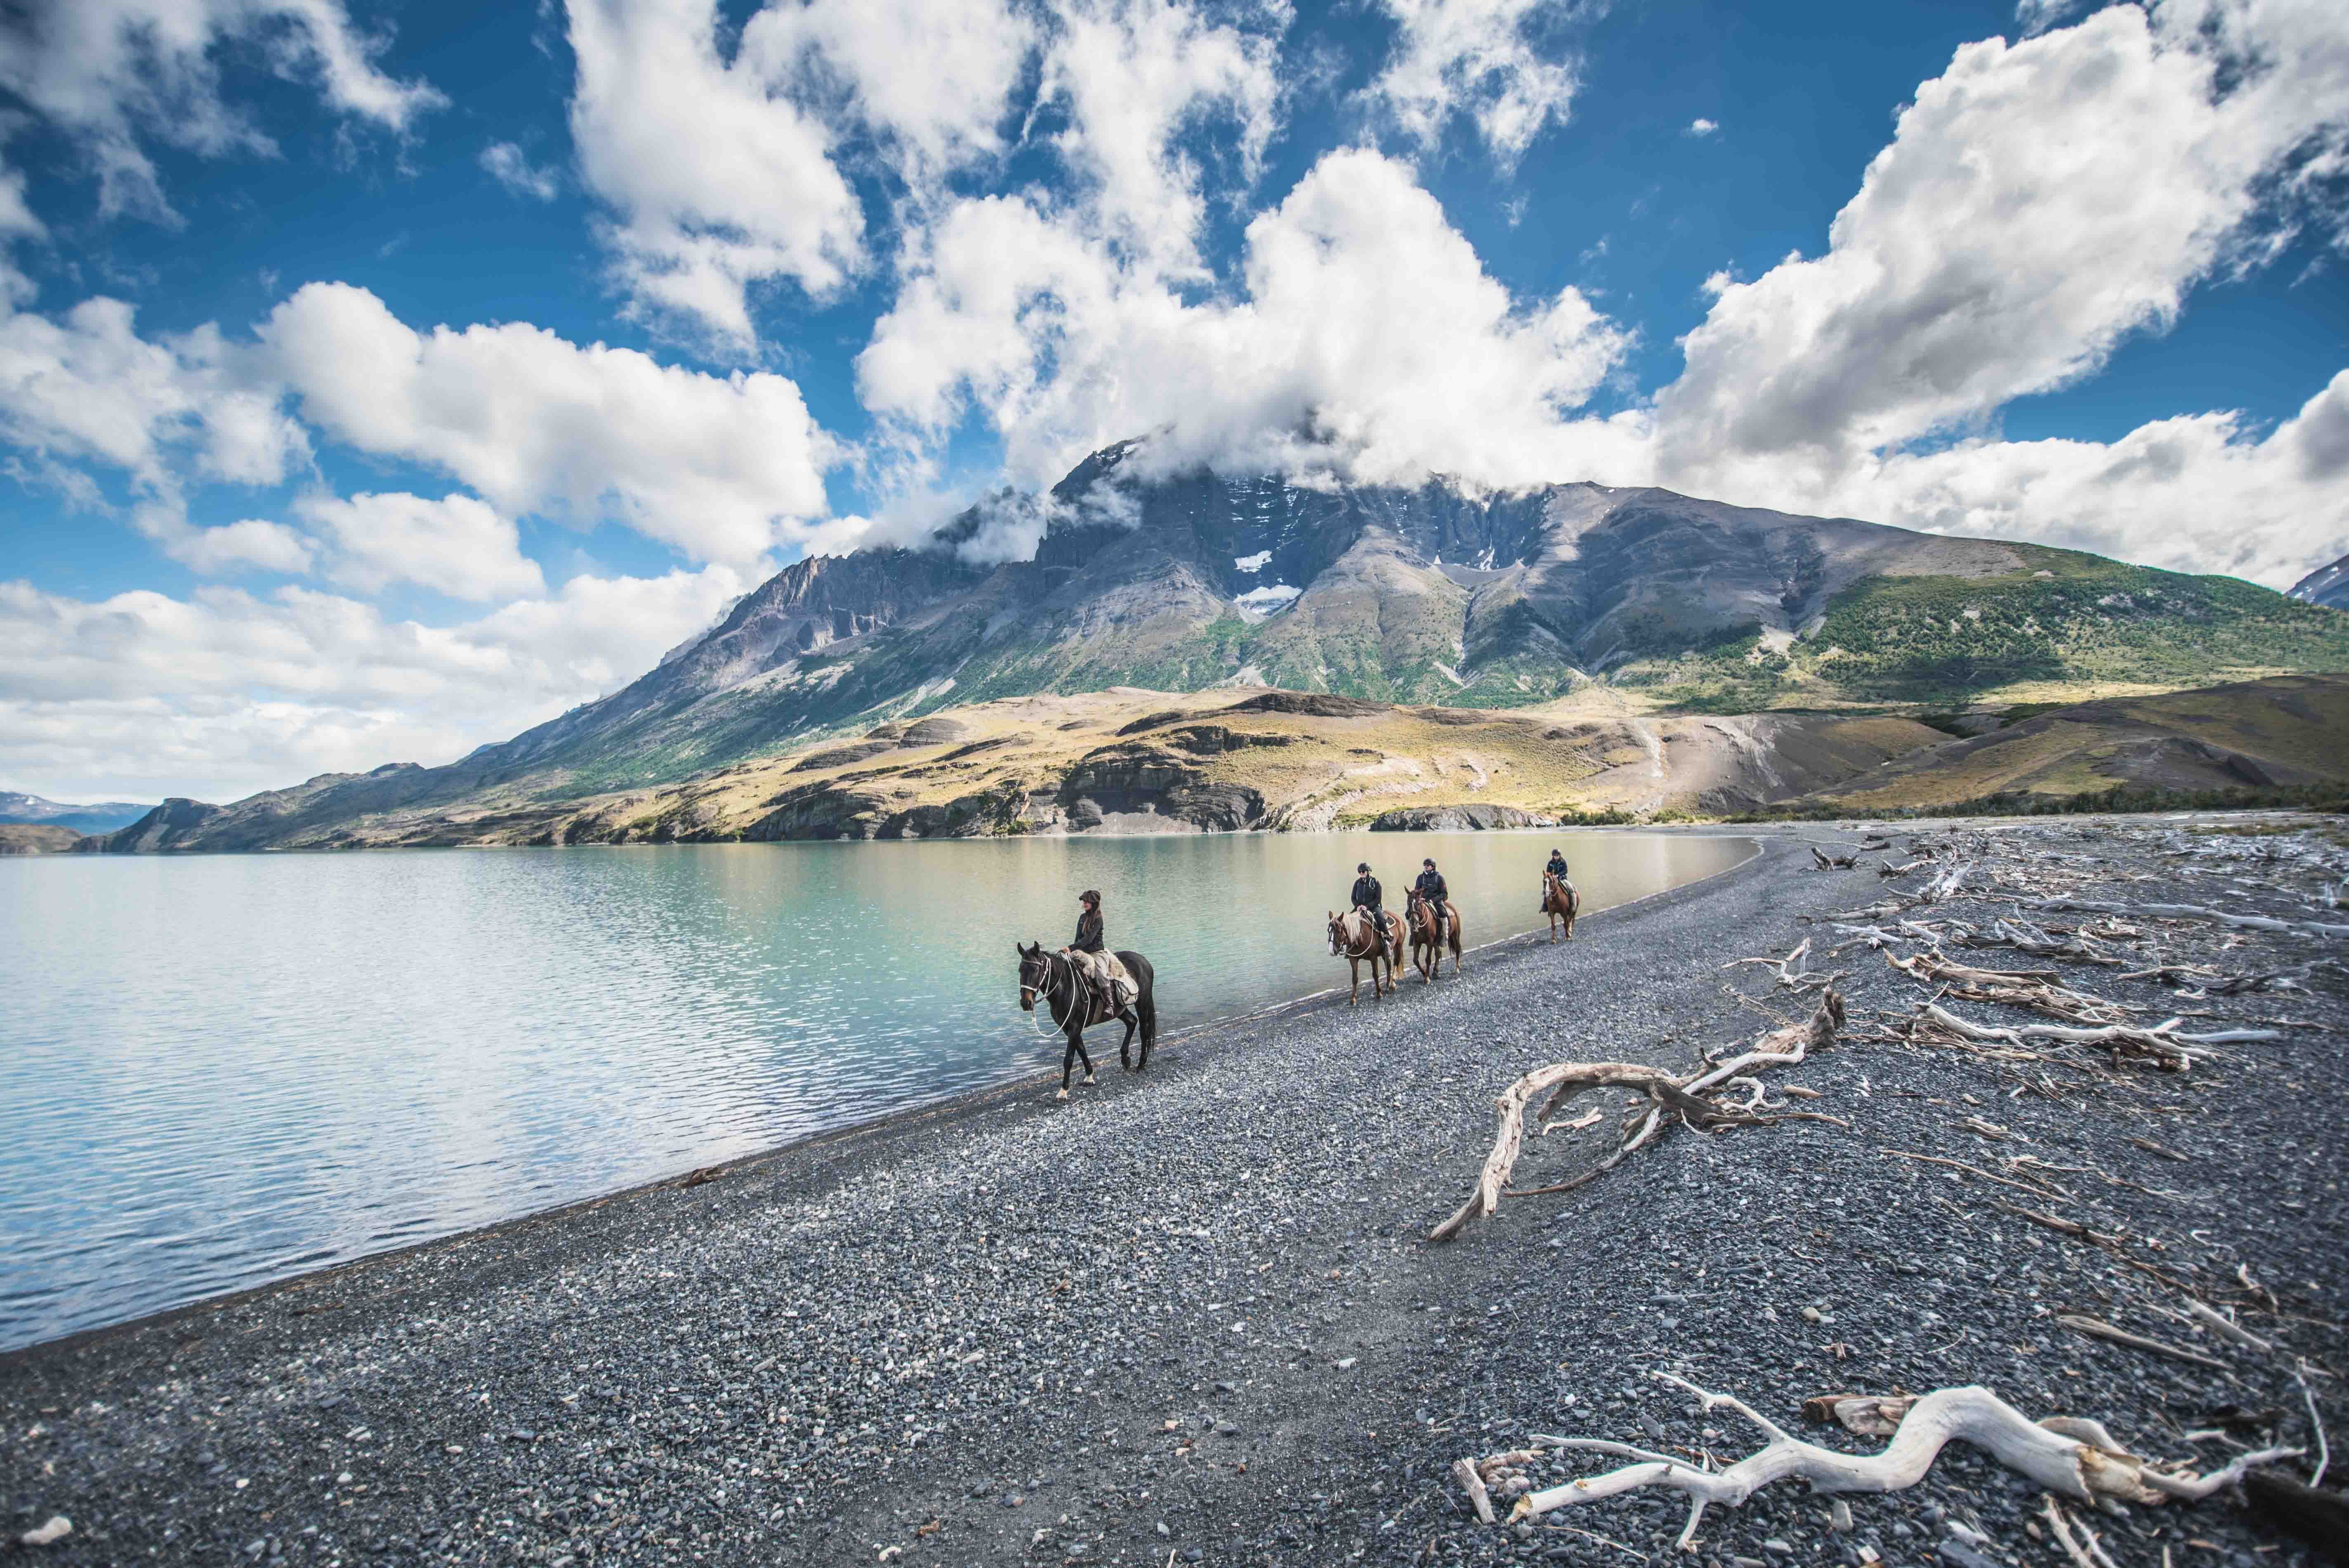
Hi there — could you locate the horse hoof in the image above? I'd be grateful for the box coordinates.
[1055,1088,1069,1101]
[1083,1073,1097,1086]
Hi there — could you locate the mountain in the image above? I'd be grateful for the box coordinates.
[0,791,155,834]
[85,441,2349,851]
[2290,553,2349,611]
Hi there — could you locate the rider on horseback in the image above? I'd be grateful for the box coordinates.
[1541,847,1569,908]
[1414,858,1449,941]
[1349,862,1384,940]
[1065,890,1130,1018]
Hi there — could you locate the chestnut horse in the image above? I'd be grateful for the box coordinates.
[1542,872,1580,943]
[1405,888,1464,983]
[1326,908,1402,1004]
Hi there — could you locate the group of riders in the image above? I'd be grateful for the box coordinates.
[1054,846,1575,1016]
[1026,849,1577,1095]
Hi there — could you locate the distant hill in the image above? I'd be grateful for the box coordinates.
[2290,553,2349,611]
[83,674,2349,851]
[0,823,85,855]
[1795,673,2349,813]
[0,791,154,835]
[80,440,2349,851]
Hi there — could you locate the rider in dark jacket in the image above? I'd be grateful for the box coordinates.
[1068,890,1110,1015]
[1071,892,1104,954]
[1542,848,1569,908]
[1349,863,1384,937]
[1414,859,1449,941]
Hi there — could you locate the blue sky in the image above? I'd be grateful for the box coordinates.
[1,0,2344,802]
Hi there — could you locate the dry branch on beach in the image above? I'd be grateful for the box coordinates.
[1456,1375,2298,1550]
[1429,991,1844,1243]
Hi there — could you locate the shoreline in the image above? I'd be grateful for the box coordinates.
[4,816,2339,1568]
[0,830,1766,1367]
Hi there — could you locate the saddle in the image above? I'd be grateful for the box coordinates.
[1340,910,1392,954]
[1070,949,1137,1016]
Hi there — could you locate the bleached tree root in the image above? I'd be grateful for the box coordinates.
[2029,897,2349,942]
[1430,993,1844,1243]
[1911,1001,2279,1070]
[1726,937,1846,993]
[1498,1375,2299,1549]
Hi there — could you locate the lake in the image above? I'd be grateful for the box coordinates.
[0,830,1750,1351]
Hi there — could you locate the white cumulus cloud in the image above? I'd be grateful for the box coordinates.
[479,141,560,201]
[298,491,547,601]
[0,563,754,801]
[260,281,837,564]
[863,148,1639,492]
[1364,0,1582,168]
[0,0,443,222]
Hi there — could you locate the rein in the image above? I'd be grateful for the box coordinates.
[1333,915,1383,960]
[1021,950,1079,1036]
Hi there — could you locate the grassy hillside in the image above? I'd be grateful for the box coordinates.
[1793,673,2349,813]
[1609,545,2349,713]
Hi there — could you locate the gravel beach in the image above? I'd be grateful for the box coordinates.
[5,820,2344,1568]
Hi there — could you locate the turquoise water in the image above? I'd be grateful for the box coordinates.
[0,830,1748,1350]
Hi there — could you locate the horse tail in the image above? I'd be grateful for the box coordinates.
[1118,951,1157,1049]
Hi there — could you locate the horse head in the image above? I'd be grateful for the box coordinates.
[1016,941,1047,1011]
[1326,910,1349,955]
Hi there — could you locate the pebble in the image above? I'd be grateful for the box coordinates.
[2,825,2340,1568]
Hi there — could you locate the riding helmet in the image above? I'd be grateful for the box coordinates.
[1080,889,1101,906]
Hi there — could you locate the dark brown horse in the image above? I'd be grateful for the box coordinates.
[1326,908,1402,1003]
[1542,872,1580,943]
[1405,888,1463,982]
[1016,943,1157,1099]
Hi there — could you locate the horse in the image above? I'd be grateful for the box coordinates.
[1405,888,1464,983]
[1542,872,1580,943]
[1016,943,1157,1099]
[1326,908,1401,1004]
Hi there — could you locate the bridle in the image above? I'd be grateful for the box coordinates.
[1330,914,1381,960]
[1020,950,1076,1034]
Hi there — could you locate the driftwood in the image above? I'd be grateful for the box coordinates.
[2117,959,2345,996]
[1487,1375,2297,1549]
[1430,993,1844,1242]
[1908,1001,2282,1070]
[1888,950,2126,1026]
[2029,897,2349,942]
[2057,1313,2229,1370]
[1727,937,1844,993]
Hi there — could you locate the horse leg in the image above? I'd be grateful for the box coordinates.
[1347,958,1359,1005]
[1117,1009,1137,1070]
[1071,1027,1097,1087]
[1059,1037,1077,1100]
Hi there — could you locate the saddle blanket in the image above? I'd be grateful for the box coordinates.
[1072,950,1137,1012]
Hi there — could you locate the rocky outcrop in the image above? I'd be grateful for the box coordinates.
[1367,804,1556,831]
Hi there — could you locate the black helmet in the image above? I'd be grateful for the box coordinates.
[1423,857,1436,868]
[1357,861,1370,873]
[1080,889,1101,906]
